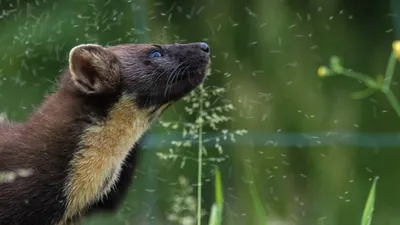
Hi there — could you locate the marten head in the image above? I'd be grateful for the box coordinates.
[66,42,210,109]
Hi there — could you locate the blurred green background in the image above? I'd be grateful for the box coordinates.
[1,0,400,224]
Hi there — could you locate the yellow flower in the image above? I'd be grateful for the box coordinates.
[317,66,328,77]
[392,41,400,60]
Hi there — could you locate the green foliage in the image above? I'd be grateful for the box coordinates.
[319,43,400,225]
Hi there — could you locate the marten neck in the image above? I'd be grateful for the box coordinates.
[21,85,156,220]
[61,93,154,219]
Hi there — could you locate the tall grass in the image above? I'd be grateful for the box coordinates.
[197,83,205,225]
[158,71,247,224]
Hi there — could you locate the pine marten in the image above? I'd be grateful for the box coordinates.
[0,42,211,225]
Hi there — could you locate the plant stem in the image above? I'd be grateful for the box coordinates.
[385,90,400,117]
[383,51,397,93]
[340,70,379,89]
[197,84,204,225]
[341,70,373,82]
[325,53,400,118]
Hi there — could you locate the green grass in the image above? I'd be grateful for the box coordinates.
[244,163,268,225]
[208,167,224,225]
[360,176,379,225]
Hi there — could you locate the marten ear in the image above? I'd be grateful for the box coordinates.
[69,44,121,94]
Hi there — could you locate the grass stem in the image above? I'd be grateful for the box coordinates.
[197,84,204,225]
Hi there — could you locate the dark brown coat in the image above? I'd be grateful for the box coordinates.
[0,42,210,225]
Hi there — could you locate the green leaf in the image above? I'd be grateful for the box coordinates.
[361,176,379,225]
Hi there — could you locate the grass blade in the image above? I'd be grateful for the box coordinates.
[361,176,379,225]
[244,163,268,225]
[208,167,223,225]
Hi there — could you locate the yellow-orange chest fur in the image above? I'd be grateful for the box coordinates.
[61,95,162,221]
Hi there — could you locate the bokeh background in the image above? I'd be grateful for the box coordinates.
[1,0,400,224]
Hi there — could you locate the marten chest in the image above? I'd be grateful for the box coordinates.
[62,96,151,220]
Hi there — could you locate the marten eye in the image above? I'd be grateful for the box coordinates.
[150,51,162,58]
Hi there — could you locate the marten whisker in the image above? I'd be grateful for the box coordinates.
[167,64,191,96]
[166,65,186,97]
[164,62,186,96]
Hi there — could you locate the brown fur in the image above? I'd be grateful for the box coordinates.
[69,44,120,94]
[0,42,210,225]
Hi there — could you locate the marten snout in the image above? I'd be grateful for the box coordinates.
[199,42,210,54]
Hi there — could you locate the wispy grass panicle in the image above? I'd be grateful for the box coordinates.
[167,176,198,225]
[158,71,247,225]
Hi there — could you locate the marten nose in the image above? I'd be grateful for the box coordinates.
[199,42,210,54]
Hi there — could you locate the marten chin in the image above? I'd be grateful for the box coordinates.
[0,42,211,225]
